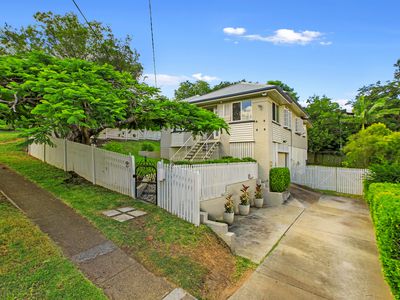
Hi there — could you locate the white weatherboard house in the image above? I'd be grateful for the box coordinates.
[161,83,310,181]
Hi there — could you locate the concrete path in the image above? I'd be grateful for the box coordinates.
[230,185,393,300]
[0,165,176,300]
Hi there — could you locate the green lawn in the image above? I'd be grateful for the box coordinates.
[0,195,106,300]
[0,131,256,299]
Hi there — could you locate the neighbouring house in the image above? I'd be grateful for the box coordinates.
[161,82,310,181]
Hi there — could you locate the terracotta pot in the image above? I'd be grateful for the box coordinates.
[223,212,234,225]
[239,204,250,216]
[255,198,264,208]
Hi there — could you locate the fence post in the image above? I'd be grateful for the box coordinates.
[63,139,68,171]
[130,155,135,198]
[91,144,96,185]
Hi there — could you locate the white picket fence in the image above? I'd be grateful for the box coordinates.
[157,161,201,225]
[157,161,258,226]
[178,162,258,201]
[28,137,135,197]
[99,128,161,141]
[291,165,368,195]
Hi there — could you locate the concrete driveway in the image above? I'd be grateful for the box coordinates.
[230,185,392,300]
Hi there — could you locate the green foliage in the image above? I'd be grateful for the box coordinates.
[239,184,250,206]
[365,183,400,299]
[0,11,142,77]
[174,156,256,165]
[174,79,246,100]
[267,80,299,101]
[305,95,358,153]
[366,163,400,186]
[0,52,228,145]
[351,60,400,131]
[269,167,290,192]
[174,80,211,100]
[224,194,234,213]
[141,142,155,152]
[343,123,400,168]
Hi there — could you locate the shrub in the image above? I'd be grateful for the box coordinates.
[174,157,256,165]
[141,142,155,152]
[224,194,234,213]
[270,167,290,192]
[366,162,400,188]
[366,183,400,299]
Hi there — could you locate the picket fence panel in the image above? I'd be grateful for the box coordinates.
[28,138,135,197]
[179,162,258,201]
[157,161,200,226]
[291,165,368,195]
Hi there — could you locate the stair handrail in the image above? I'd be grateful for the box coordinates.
[190,133,214,161]
[170,134,195,161]
[203,139,220,160]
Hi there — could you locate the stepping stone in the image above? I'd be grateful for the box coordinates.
[117,207,135,213]
[127,210,147,217]
[102,209,121,217]
[112,214,134,222]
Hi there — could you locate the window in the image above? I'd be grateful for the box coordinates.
[272,103,280,123]
[283,108,292,128]
[232,100,252,121]
[295,117,303,134]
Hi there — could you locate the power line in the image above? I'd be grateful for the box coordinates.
[71,0,112,58]
[148,0,157,87]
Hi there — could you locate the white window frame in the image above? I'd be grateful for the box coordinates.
[283,108,292,129]
[272,102,280,123]
[231,100,252,122]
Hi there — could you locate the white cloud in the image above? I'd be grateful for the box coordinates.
[243,29,322,45]
[223,27,246,36]
[143,73,189,86]
[192,73,219,82]
[320,41,333,46]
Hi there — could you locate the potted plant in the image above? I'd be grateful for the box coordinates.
[254,184,264,208]
[239,184,251,215]
[223,194,235,225]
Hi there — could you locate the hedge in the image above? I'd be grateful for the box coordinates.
[269,167,290,192]
[366,183,400,299]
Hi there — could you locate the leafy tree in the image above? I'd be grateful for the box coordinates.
[0,11,142,78]
[174,80,211,100]
[343,123,400,168]
[174,79,247,100]
[305,95,358,153]
[0,52,228,144]
[267,80,299,101]
[351,59,400,131]
[353,95,400,129]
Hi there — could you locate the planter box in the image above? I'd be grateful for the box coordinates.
[138,150,160,159]
[265,190,290,207]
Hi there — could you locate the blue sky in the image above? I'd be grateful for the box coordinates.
[2,0,400,108]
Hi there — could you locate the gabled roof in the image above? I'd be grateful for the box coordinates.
[184,82,309,119]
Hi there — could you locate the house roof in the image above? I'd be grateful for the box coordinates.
[184,82,309,119]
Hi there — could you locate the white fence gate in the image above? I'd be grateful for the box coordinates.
[157,161,201,226]
[291,165,368,195]
[28,137,135,197]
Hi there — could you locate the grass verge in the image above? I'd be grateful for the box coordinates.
[0,194,106,300]
[0,132,256,299]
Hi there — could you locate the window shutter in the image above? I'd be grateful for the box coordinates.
[224,103,231,121]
